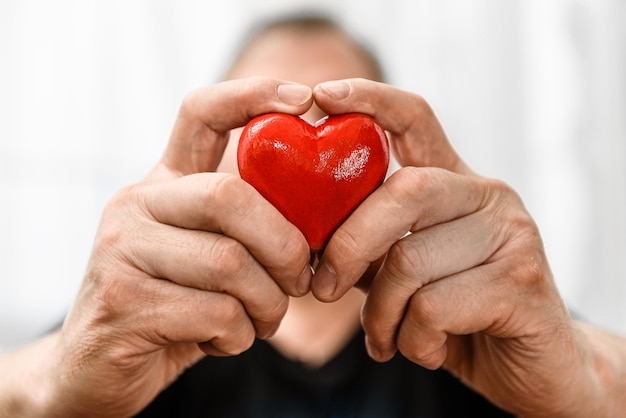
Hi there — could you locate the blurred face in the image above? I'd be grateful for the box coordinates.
[218,27,380,174]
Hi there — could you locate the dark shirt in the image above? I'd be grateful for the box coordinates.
[135,329,513,417]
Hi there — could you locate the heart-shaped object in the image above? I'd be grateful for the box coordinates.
[237,112,389,252]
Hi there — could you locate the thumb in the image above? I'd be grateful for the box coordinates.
[313,78,472,175]
[150,77,313,180]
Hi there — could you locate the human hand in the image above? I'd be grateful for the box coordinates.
[309,78,609,417]
[35,77,315,417]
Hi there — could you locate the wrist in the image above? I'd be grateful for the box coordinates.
[0,331,63,417]
[561,321,626,418]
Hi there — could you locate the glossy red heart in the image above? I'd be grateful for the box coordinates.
[237,112,389,252]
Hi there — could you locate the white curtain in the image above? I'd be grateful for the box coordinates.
[1,0,624,353]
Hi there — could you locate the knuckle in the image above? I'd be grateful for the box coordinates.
[261,224,310,280]
[204,173,240,206]
[488,176,519,197]
[253,295,289,336]
[330,226,364,261]
[386,165,421,190]
[204,174,309,274]
[411,93,434,120]
[396,306,447,370]
[213,299,255,354]
[483,177,525,214]
[397,336,425,364]
[90,269,136,322]
[485,180,551,291]
[275,227,310,266]
[93,185,145,268]
[86,186,152,322]
[206,235,252,280]
[507,210,540,241]
[264,294,290,324]
[384,237,431,289]
[240,76,277,111]
[178,87,204,119]
[216,296,247,331]
[408,287,441,329]
[361,312,394,345]
[93,220,125,255]
[398,341,444,371]
[410,91,429,111]
[100,183,140,222]
[401,93,436,136]
[385,166,438,206]
[395,92,433,136]
[204,173,258,219]
[506,250,550,291]
[101,183,146,224]
[235,332,256,354]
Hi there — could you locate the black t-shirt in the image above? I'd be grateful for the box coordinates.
[135,329,513,417]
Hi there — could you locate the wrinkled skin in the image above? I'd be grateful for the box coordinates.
[1,77,624,418]
[310,79,595,416]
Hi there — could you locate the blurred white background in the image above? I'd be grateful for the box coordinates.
[1,0,625,354]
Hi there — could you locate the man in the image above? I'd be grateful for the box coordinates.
[1,13,625,417]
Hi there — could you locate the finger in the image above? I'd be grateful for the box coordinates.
[313,78,471,174]
[393,252,560,371]
[394,269,493,370]
[311,167,494,301]
[91,270,257,356]
[128,223,288,339]
[135,173,312,296]
[361,207,507,362]
[155,76,313,178]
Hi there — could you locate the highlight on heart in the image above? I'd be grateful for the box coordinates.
[237,112,389,252]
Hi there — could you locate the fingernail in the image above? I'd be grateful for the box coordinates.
[318,81,350,100]
[296,264,313,295]
[312,261,337,300]
[277,83,312,105]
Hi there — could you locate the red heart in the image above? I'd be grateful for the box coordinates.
[237,112,389,252]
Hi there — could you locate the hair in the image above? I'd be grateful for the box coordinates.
[224,10,385,82]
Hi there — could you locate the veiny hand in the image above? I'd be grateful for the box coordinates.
[40,77,315,417]
[310,78,605,417]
